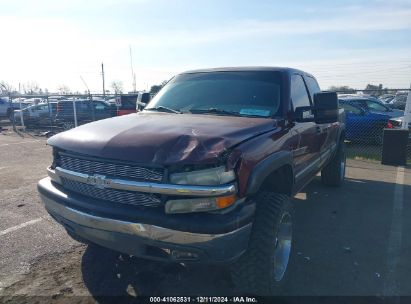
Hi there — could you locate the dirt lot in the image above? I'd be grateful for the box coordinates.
[1,121,411,303]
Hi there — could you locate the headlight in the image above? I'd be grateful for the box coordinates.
[169,166,235,186]
[165,194,238,214]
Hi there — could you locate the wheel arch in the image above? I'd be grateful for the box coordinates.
[246,151,295,196]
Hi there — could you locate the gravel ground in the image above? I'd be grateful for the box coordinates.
[1,122,411,303]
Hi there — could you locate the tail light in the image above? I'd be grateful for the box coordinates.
[387,121,393,129]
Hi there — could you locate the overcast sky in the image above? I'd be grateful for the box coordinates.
[0,0,410,93]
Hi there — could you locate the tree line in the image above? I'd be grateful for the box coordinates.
[328,84,398,96]
[1,79,397,98]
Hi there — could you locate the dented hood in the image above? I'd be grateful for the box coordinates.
[48,112,278,165]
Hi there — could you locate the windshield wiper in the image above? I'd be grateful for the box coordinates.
[188,108,242,116]
[144,106,182,114]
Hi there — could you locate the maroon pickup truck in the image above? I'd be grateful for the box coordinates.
[38,67,345,295]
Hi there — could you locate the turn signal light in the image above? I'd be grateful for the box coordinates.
[216,194,237,209]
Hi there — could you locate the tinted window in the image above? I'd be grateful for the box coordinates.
[340,103,362,115]
[94,102,108,110]
[291,75,311,109]
[366,100,389,112]
[342,99,365,109]
[146,71,283,117]
[304,76,321,101]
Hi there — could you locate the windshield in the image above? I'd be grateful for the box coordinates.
[145,71,282,118]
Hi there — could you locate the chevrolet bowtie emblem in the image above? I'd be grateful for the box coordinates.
[87,174,108,189]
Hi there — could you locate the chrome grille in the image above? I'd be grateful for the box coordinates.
[61,177,162,207]
[59,153,163,182]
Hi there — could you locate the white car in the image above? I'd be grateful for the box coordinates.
[14,102,57,126]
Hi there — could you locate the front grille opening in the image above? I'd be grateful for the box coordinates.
[61,177,162,208]
[58,153,164,182]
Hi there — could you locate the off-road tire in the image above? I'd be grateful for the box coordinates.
[231,192,293,295]
[321,140,346,187]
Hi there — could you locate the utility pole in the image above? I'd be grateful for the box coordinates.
[101,63,106,98]
[129,46,137,93]
[403,84,411,130]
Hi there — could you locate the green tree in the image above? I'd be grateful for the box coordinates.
[364,84,384,96]
[150,80,168,94]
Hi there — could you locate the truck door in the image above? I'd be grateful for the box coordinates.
[291,74,321,185]
[304,75,338,167]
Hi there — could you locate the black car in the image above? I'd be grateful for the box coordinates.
[55,99,116,130]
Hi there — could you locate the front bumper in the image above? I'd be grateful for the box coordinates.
[38,177,253,263]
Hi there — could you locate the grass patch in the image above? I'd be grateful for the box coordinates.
[346,142,411,165]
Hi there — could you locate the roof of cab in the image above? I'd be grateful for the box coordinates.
[180,66,316,79]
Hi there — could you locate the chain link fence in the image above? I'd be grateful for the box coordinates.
[0,93,145,136]
[335,89,411,165]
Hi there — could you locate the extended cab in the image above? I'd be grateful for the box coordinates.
[38,67,345,295]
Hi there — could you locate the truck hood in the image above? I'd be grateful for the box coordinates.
[48,112,278,165]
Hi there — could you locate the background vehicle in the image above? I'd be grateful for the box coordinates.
[339,96,403,118]
[379,94,395,104]
[114,94,138,116]
[0,97,31,119]
[39,67,345,295]
[389,94,408,110]
[388,116,411,138]
[339,101,390,144]
[55,99,116,129]
[0,97,11,118]
[110,93,153,115]
[14,102,58,126]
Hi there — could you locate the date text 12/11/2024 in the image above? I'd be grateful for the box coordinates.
[149,297,258,303]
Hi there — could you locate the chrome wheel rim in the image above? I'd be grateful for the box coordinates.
[273,212,292,282]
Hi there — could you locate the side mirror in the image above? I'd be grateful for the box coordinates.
[313,91,339,124]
